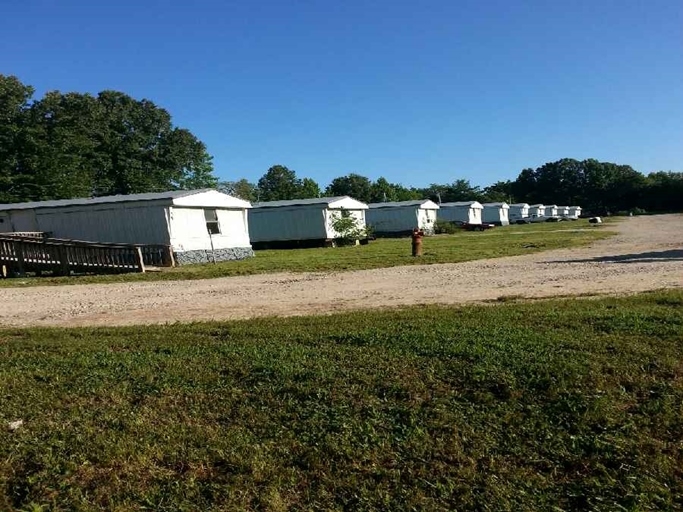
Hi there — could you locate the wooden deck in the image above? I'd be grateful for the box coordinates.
[0,233,175,277]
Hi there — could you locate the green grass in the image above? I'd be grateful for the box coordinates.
[0,219,614,287]
[1,289,681,511]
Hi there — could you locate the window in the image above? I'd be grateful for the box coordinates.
[204,209,221,234]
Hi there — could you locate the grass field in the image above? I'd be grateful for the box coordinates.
[0,219,613,287]
[1,289,681,511]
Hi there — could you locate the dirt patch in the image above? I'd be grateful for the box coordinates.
[2,215,682,327]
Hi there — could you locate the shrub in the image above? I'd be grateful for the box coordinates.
[433,220,460,234]
[331,208,369,242]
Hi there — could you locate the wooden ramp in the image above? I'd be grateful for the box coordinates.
[0,233,174,277]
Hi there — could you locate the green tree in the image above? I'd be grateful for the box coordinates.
[0,78,218,203]
[482,180,514,203]
[326,173,372,203]
[420,179,483,203]
[297,177,321,199]
[511,158,650,214]
[91,91,216,195]
[369,177,421,203]
[257,165,301,201]
[644,172,683,212]
[0,75,35,203]
[218,178,258,202]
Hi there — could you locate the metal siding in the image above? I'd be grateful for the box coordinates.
[8,210,39,231]
[366,206,437,233]
[0,212,10,232]
[249,206,330,242]
[34,204,170,243]
[168,207,249,251]
[438,205,481,224]
[482,206,510,225]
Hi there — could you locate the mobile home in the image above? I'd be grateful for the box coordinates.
[248,196,368,248]
[438,201,483,225]
[543,205,558,218]
[528,204,545,217]
[0,189,254,264]
[481,202,510,226]
[366,200,439,235]
[568,206,582,219]
[509,203,530,223]
[556,206,570,217]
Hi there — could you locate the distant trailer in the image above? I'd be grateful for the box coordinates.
[568,206,582,219]
[0,189,253,265]
[481,202,510,226]
[556,206,570,217]
[248,196,368,249]
[528,204,545,217]
[438,201,483,225]
[366,199,439,236]
[543,204,558,217]
[509,203,530,224]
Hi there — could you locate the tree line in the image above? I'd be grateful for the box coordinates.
[0,75,216,203]
[224,160,682,215]
[2,75,681,214]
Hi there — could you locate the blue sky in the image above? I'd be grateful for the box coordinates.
[2,0,682,188]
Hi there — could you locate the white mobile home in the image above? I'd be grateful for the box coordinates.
[248,196,368,248]
[528,204,545,217]
[438,201,483,225]
[568,206,582,219]
[543,205,558,218]
[0,189,253,264]
[509,203,530,223]
[366,200,439,235]
[556,206,570,217]
[481,202,510,226]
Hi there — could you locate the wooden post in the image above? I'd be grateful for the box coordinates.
[15,241,25,276]
[162,245,176,267]
[57,245,70,276]
[135,246,146,273]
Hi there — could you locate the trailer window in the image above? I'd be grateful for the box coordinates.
[204,209,221,234]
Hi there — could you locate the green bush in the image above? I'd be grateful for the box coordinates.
[331,208,369,242]
[433,220,460,234]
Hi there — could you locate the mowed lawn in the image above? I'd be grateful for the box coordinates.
[1,290,681,511]
[0,219,613,287]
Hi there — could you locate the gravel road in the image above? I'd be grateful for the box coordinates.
[2,214,681,327]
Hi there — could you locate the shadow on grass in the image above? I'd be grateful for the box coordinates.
[551,249,683,264]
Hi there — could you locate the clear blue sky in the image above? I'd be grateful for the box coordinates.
[2,0,682,188]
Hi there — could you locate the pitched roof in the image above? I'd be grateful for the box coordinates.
[252,196,368,209]
[439,201,483,208]
[481,202,509,208]
[367,199,439,209]
[0,189,222,212]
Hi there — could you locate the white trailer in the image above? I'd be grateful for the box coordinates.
[248,196,368,248]
[438,201,483,225]
[509,203,530,224]
[0,189,254,264]
[366,199,439,235]
[481,202,510,226]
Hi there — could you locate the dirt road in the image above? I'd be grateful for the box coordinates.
[2,215,681,327]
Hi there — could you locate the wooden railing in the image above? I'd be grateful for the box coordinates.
[0,231,49,238]
[0,235,175,277]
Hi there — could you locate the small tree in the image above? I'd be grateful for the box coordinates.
[330,208,367,243]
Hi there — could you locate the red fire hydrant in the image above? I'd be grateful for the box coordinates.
[411,228,425,257]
